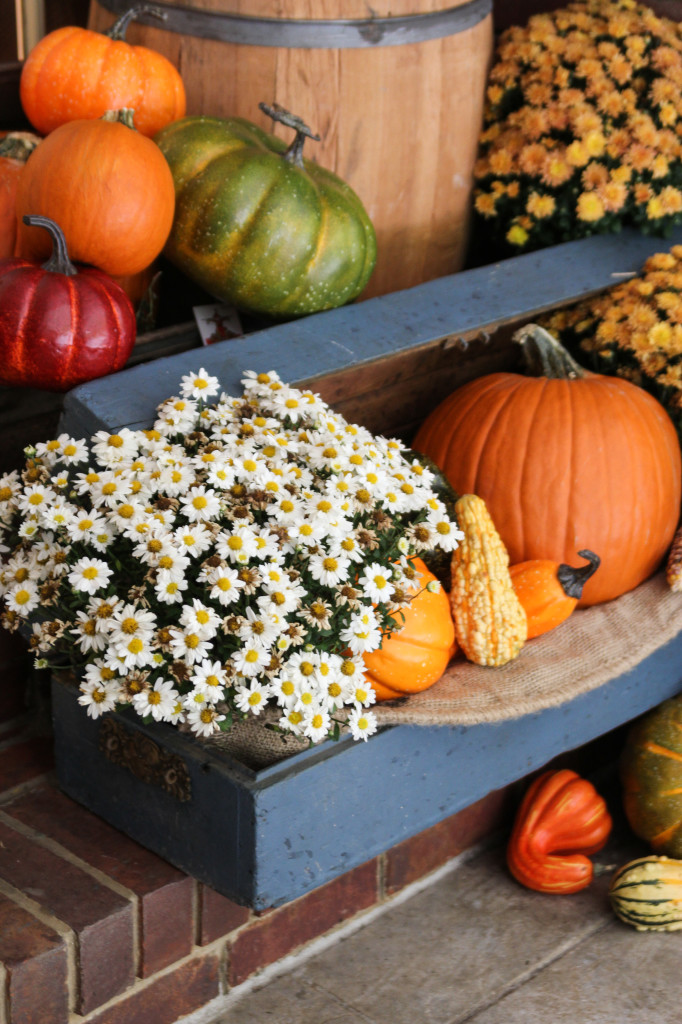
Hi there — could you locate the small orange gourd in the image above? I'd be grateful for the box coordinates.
[509,550,600,639]
[507,769,613,894]
[363,557,456,701]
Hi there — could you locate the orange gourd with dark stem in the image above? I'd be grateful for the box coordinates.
[413,324,682,607]
[19,5,186,138]
[15,109,175,278]
[509,549,601,639]
[363,557,456,701]
[507,769,613,894]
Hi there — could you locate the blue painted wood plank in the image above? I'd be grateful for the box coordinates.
[59,228,682,440]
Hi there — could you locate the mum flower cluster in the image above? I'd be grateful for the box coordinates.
[472,0,682,260]
[542,244,682,441]
[0,369,461,746]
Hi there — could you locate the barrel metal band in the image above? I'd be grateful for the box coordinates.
[96,0,492,48]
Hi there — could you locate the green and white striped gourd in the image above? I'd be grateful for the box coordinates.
[609,856,682,931]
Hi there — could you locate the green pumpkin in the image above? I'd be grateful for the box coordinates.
[154,105,377,318]
[620,695,682,857]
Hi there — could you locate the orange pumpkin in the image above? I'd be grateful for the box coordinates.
[19,6,186,138]
[0,132,41,259]
[15,110,175,278]
[414,325,682,606]
[363,558,456,701]
[509,550,600,639]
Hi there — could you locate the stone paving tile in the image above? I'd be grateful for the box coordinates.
[294,846,618,1024]
[216,975,372,1024]
[467,920,682,1024]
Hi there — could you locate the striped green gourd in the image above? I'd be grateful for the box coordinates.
[609,856,682,931]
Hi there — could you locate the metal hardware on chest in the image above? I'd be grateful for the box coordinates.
[99,717,192,802]
[96,0,492,48]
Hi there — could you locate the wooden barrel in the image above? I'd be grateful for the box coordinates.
[88,1,493,299]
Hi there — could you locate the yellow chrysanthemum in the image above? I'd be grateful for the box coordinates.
[576,191,605,222]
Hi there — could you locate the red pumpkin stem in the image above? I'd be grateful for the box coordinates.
[259,102,321,168]
[107,4,166,40]
[513,323,588,380]
[22,215,77,277]
[557,549,601,600]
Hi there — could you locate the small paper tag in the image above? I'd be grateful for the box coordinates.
[193,303,243,346]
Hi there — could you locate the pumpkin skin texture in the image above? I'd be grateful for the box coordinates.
[363,558,456,701]
[15,112,175,277]
[609,856,682,931]
[19,9,186,138]
[507,769,612,894]
[0,215,136,392]
[414,325,682,606]
[509,550,600,639]
[154,110,377,317]
[0,132,41,259]
[621,696,682,858]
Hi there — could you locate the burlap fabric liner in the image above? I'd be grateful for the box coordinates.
[374,571,682,726]
[208,572,682,768]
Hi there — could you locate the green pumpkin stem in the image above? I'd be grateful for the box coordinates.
[259,102,321,168]
[101,108,137,130]
[0,131,40,162]
[23,216,77,277]
[513,323,587,380]
[557,550,601,600]
[107,4,166,40]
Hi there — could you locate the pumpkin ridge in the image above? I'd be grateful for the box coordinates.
[642,741,682,764]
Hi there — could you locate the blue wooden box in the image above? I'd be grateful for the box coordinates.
[54,232,682,909]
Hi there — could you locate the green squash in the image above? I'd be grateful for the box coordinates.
[154,104,377,318]
[620,695,682,857]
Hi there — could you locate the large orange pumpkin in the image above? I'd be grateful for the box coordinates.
[413,325,682,606]
[15,111,175,278]
[363,558,456,701]
[19,7,186,138]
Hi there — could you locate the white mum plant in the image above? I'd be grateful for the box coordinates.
[0,369,461,745]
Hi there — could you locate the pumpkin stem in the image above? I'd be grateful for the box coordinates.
[0,131,40,162]
[259,102,321,168]
[22,216,77,278]
[101,108,137,130]
[557,550,601,600]
[107,4,166,40]
[513,324,588,380]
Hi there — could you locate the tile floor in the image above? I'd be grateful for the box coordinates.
[201,789,678,1024]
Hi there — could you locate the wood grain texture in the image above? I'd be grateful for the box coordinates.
[88,1,492,297]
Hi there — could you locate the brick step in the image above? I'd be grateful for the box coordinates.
[0,721,513,1024]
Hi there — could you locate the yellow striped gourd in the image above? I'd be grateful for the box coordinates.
[609,856,682,931]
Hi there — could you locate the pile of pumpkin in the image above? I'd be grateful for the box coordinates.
[0,5,376,392]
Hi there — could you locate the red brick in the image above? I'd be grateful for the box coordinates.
[0,665,29,725]
[0,735,53,794]
[0,892,69,1024]
[86,952,221,1024]
[4,784,194,977]
[228,858,378,987]
[199,886,252,946]
[0,820,134,1015]
[0,628,28,665]
[384,787,514,895]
